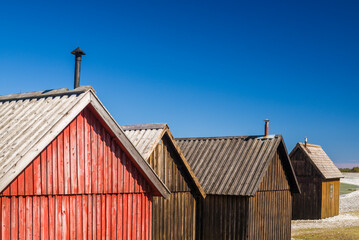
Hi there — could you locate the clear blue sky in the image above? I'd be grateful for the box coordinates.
[0,1,358,165]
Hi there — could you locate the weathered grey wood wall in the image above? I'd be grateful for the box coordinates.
[291,148,323,219]
[148,135,197,240]
[196,146,293,240]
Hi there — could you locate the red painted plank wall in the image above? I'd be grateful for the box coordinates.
[0,107,153,239]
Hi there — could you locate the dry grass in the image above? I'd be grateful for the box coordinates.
[292,211,359,240]
[292,227,359,240]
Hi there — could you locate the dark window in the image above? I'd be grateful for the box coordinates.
[330,184,333,199]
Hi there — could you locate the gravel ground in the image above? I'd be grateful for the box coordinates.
[292,173,359,231]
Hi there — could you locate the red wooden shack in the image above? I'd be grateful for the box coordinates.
[0,86,170,239]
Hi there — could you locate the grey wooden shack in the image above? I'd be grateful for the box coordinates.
[122,123,206,240]
[177,135,300,240]
[290,143,343,219]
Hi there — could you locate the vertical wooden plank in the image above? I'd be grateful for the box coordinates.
[84,108,92,194]
[48,196,55,240]
[64,127,71,195]
[58,132,65,195]
[137,193,141,239]
[52,139,58,195]
[33,155,41,195]
[92,193,97,240]
[55,196,62,240]
[141,194,146,240]
[97,125,104,194]
[118,149,124,193]
[111,195,117,240]
[123,194,127,239]
[117,195,123,239]
[10,197,18,239]
[69,196,76,240]
[91,114,98,194]
[40,196,49,240]
[112,144,118,193]
[1,197,10,239]
[70,119,78,194]
[77,112,85,194]
[149,194,152,240]
[18,172,25,195]
[106,194,111,240]
[10,179,18,196]
[63,196,70,240]
[18,197,25,240]
[124,153,129,193]
[40,150,47,194]
[128,194,132,240]
[132,194,137,240]
[103,132,109,194]
[96,195,102,240]
[33,196,40,239]
[82,195,88,240]
[87,195,93,240]
[47,143,53,195]
[76,195,83,240]
[101,195,106,240]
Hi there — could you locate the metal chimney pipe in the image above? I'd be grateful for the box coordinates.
[264,119,269,136]
[71,47,86,89]
[305,137,308,147]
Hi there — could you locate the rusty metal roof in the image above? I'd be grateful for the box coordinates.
[290,143,343,180]
[0,87,170,198]
[176,135,299,196]
[121,123,206,198]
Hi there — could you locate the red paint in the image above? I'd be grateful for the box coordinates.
[0,107,154,239]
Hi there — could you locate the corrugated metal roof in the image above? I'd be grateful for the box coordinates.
[0,87,170,198]
[291,143,343,179]
[122,123,206,198]
[176,135,294,196]
[121,124,166,160]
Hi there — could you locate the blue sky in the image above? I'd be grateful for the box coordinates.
[0,1,358,165]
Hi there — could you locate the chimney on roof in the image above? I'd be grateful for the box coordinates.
[71,47,86,89]
[264,119,269,136]
[305,137,307,147]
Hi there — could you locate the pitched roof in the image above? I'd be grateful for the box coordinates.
[290,143,343,180]
[121,123,206,198]
[176,135,300,196]
[0,86,170,198]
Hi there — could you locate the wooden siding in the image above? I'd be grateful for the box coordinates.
[258,147,291,191]
[291,148,324,219]
[0,107,153,239]
[153,192,195,240]
[195,143,293,240]
[0,194,152,239]
[147,136,192,193]
[321,179,340,218]
[196,195,248,240]
[249,147,292,240]
[147,135,197,239]
[248,191,292,240]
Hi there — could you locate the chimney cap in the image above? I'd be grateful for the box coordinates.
[71,47,86,56]
[264,119,270,122]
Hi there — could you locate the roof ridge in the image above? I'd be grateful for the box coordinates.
[176,134,279,141]
[0,85,95,102]
[121,123,167,131]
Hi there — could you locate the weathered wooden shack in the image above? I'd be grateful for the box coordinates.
[290,142,343,220]
[0,86,170,239]
[121,123,206,240]
[177,135,300,240]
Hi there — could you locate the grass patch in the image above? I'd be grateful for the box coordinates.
[340,182,359,195]
[292,226,359,240]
